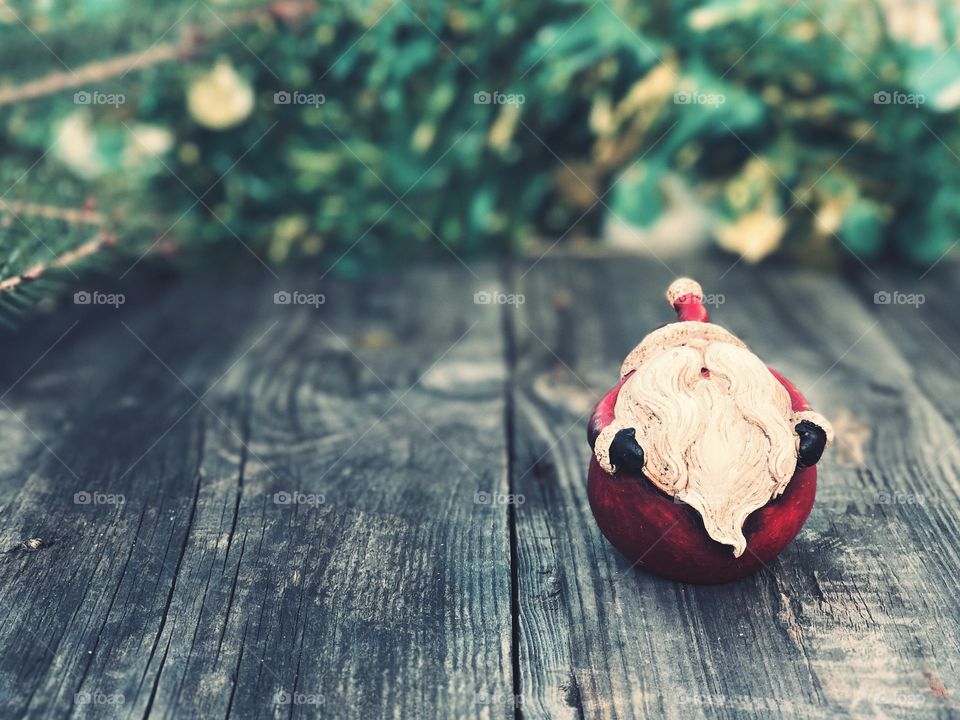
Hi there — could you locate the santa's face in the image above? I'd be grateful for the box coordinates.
[605,335,799,556]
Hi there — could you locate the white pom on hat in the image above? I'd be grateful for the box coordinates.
[665,277,704,306]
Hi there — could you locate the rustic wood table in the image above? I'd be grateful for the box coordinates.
[0,255,956,719]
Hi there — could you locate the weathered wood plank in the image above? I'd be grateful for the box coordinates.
[511,255,960,719]
[0,266,515,718]
[744,267,960,720]
[3,255,959,720]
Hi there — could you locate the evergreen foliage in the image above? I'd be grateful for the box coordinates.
[1,0,957,314]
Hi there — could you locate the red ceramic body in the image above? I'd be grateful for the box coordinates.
[587,368,817,584]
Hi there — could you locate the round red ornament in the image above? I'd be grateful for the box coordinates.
[587,278,833,584]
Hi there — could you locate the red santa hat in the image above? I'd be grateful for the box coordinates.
[619,277,746,378]
[665,278,710,323]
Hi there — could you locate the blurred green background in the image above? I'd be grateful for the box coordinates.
[1,0,958,316]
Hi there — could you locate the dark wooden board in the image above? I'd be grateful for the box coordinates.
[0,267,514,719]
[510,256,960,720]
[1,256,959,719]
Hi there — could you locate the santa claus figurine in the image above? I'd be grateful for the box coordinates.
[587,278,833,584]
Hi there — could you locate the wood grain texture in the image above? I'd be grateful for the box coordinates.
[0,257,958,719]
[0,267,514,719]
[511,256,960,720]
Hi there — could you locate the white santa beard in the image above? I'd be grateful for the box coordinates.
[610,341,798,557]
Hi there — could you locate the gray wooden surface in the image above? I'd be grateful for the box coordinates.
[0,256,957,719]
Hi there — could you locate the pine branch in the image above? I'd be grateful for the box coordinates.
[0,0,317,108]
[0,230,118,293]
[0,199,105,226]
[0,45,186,108]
